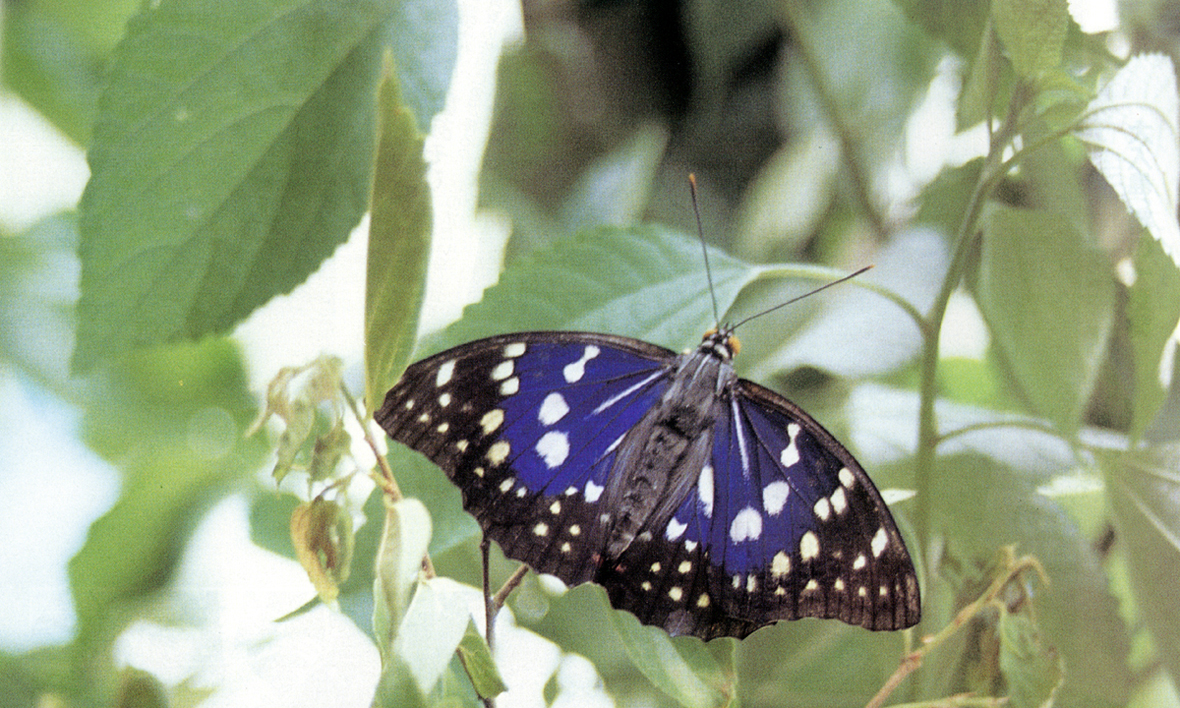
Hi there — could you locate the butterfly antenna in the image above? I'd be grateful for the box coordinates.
[730,265,874,331]
[689,174,722,327]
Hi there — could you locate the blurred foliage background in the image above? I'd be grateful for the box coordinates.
[4,0,1180,706]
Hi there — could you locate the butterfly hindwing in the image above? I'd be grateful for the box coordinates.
[375,332,676,584]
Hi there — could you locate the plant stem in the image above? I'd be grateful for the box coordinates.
[912,83,1030,560]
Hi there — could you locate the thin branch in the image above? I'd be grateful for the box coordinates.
[865,550,1047,708]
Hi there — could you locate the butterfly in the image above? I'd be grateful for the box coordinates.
[374,320,921,639]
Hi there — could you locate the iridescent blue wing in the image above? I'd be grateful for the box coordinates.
[600,378,920,638]
[374,332,676,584]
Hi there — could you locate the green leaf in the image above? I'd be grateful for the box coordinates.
[890,0,990,58]
[977,204,1114,433]
[385,0,458,131]
[69,338,265,688]
[0,2,113,144]
[930,453,1131,706]
[389,445,480,558]
[1128,235,1180,440]
[364,53,432,412]
[525,582,730,708]
[991,0,1068,77]
[373,497,432,658]
[455,622,507,700]
[392,577,473,695]
[372,651,429,708]
[998,611,1064,708]
[423,224,761,356]
[74,0,392,372]
[1076,54,1180,267]
[1104,445,1180,692]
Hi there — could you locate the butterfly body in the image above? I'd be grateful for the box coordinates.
[376,329,920,639]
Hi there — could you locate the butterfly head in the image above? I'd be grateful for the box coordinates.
[700,327,740,361]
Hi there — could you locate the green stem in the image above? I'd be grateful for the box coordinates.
[912,83,1031,569]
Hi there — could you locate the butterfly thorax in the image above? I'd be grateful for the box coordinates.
[600,330,738,560]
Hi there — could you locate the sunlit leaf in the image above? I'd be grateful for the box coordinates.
[392,577,473,695]
[977,205,1114,432]
[991,0,1068,77]
[1076,54,1180,267]
[74,0,391,372]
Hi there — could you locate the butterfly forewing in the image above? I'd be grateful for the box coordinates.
[375,332,675,583]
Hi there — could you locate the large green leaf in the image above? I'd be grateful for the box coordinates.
[74,0,392,372]
[1076,54,1180,267]
[421,224,761,357]
[991,0,1068,77]
[0,1,119,144]
[1128,235,1180,440]
[1104,445,1180,693]
[889,0,989,58]
[976,204,1115,433]
[69,338,265,696]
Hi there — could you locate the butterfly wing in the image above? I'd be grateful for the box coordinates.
[374,331,676,585]
[598,378,920,638]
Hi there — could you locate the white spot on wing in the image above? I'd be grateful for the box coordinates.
[729,506,763,542]
[839,467,855,488]
[800,531,819,560]
[480,409,504,435]
[504,342,526,358]
[853,554,867,570]
[538,392,570,425]
[491,360,514,381]
[438,393,452,407]
[563,345,600,383]
[771,551,791,577]
[585,480,604,502]
[535,430,570,468]
[698,465,714,517]
[487,440,511,465]
[780,423,802,467]
[762,480,791,515]
[499,377,519,396]
[665,517,687,540]
[830,487,848,514]
[872,527,888,557]
[436,360,456,387]
[814,497,831,521]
